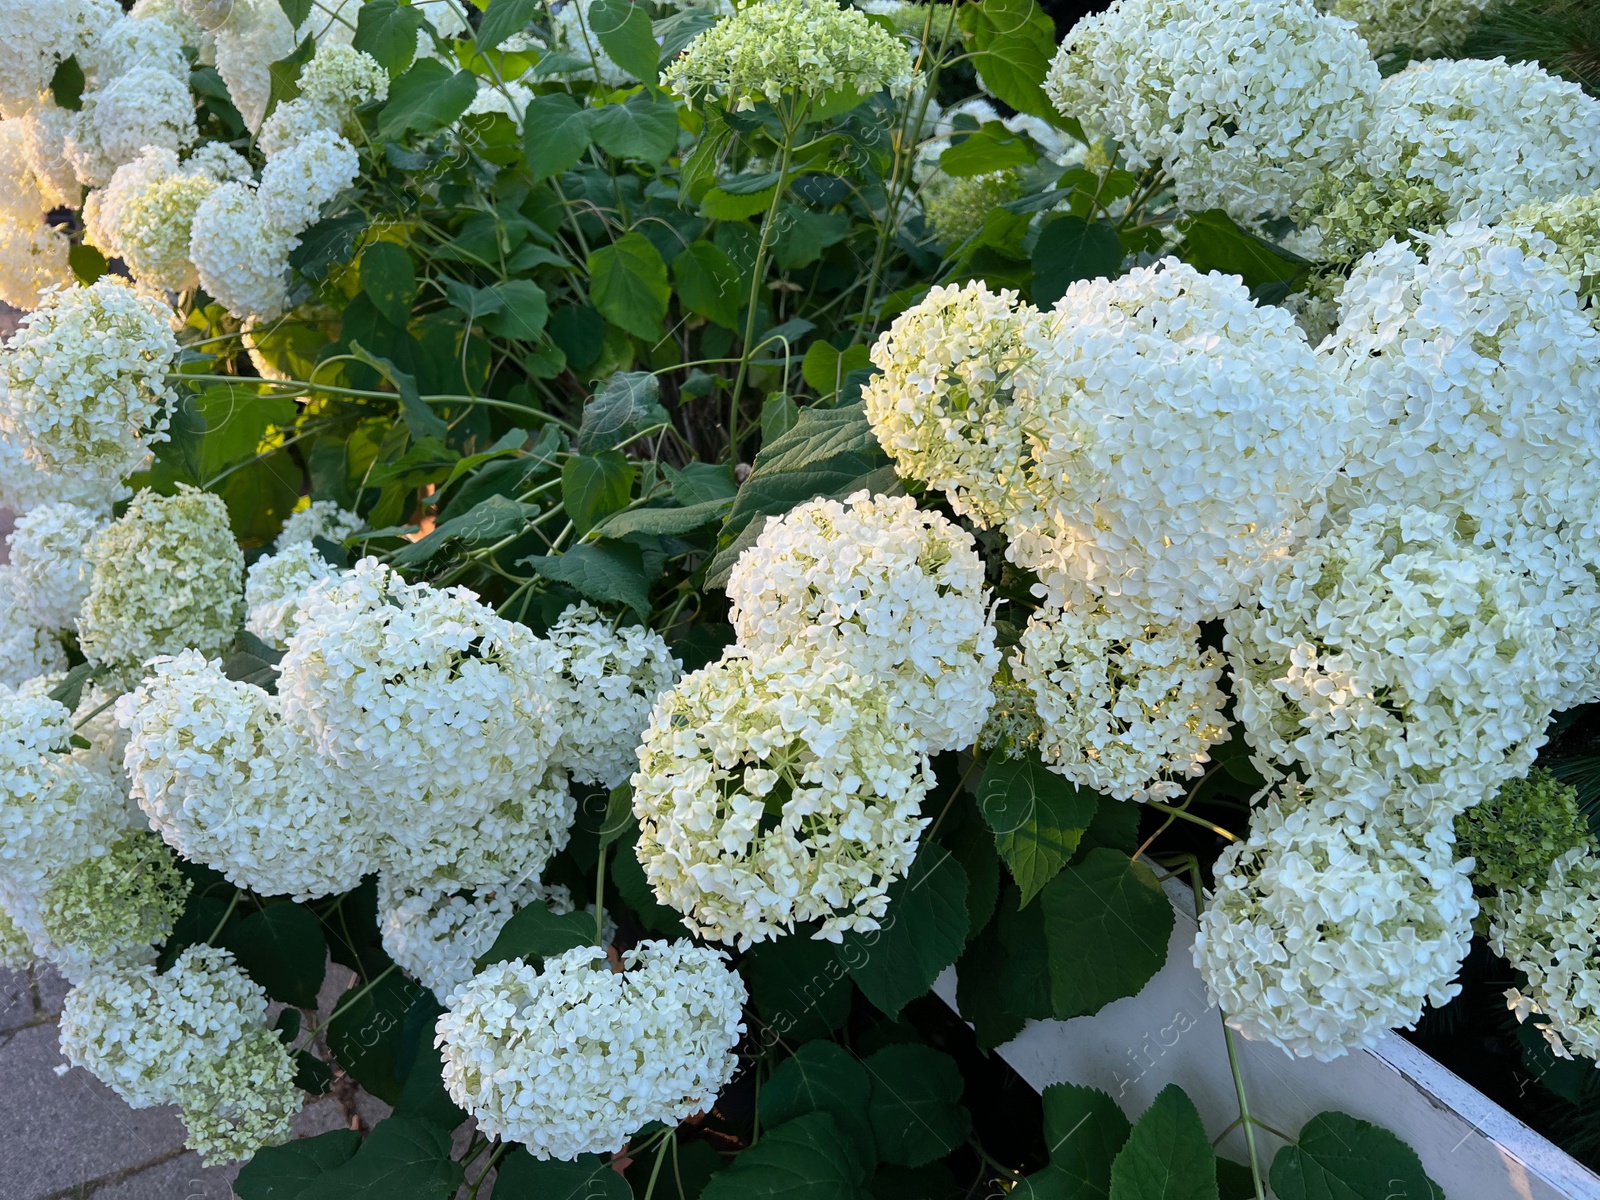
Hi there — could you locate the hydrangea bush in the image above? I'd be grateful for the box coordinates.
[0,0,1596,1192]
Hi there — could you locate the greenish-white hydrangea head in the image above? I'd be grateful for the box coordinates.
[1456,770,1593,897]
[923,170,1024,246]
[662,0,919,113]
[1507,190,1600,320]
[79,486,245,684]
[37,831,190,975]
[1315,0,1497,58]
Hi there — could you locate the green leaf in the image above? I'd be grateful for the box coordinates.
[598,784,634,848]
[589,0,660,82]
[760,1041,876,1168]
[294,1049,334,1095]
[961,0,1060,120]
[475,903,593,970]
[389,993,468,1130]
[561,450,636,534]
[939,122,1038,177]
[761,391,799,445]
[772,208,850,271]
[549,303,606,370]
[1271,1112,1446,1200]
[391,495,538,566]
[47,664,99,714]
[579,370,669,452]
[977,751,1098,905]
[588,232,670,340]
[289,212,367,280]
[666,461,738,505]
[1108,1086,1217,1200]
[839,847,969,1019]
[266,36,315,124]
[954,883,1048,1050]
[49,54,84,110]
[1042,1083,1132,1200]
[865,1044,971,1168]
[654,6,718,59]
[353,0,424,76]
[327,974,430,1105]
[595,497,731,538]
[525,541,654,616]
[277,0,313,29]
[346,340,450,440]
[1175,210,1308,300]
[700,184,779,221]
[360,241,417,328]
[700,1112,872,1200]
[587,89,679,163]
[477,0,540,50]
[1216,1158,1259,1200]
[801,343,872,397]
[378,59,478,138]
[494,1152,633,1199]
[223,902,326,1008]
[673,240,743,329]
[1012,1165,1077,1199]
[296,1117,464,1200]
[1032,216,1124,306]
[743,936,852,1043]
[481,279,549,341]
[1041,849,1174,1019]
[235,1129,361,1199]
[68,241,107,285]
[524,92,593,180]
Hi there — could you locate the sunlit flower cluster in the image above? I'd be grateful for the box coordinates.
[276,500,365,549]
[244,542,339,650]
[5,502,106,632]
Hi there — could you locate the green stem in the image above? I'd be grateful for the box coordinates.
[206,890,242,944]
[468,1143,510,1199]
[296,962,400,1049]
[641,1131,671,1200]
[1138,799,1237,842]
[594,842,608,947]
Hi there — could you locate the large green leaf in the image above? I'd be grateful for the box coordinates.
[587,89,679,163]
[360,241,417,328]
[578,370,669,453]
[801,343,872,398]
[482,279,549,341]
[1041,849,1173,1019]
[864,1044,970,1168]
[1108,1086,1217,1200]
[327,974,431,1104]
[760,1041,876,1167]
[290,212,367,280]
[235,1129,361,1199]
[524,541,653,616]
[494,1151,633,1199]
[977,751,1099,905]
[589,0,660,81]
[954,883,1049,1050]
[673,240,743,329]
[940,122,1038,177]
[595,497,731,537]
[391,495,539,566]
[296,1117,464,1200]
[772,208,850,271]
[588,233,670,340]
[1042,1083,1133,1200]
[1175,210,1308,300]
[223,901,326,1009]
[378,59,478,138]
[743,935,852,1043]
[561,450,636,534]
[475,903,593,969]
[700,1112,872,1200]
[961,0,1059,120]
[1033,216,1124,306]
[838,847,969,1019]
[353,0,423,75]
[1271,1112,1445,1200]
[524,92,593,180]
[476,0,540,51]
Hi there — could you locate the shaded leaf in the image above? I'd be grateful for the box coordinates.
[589,0,660,81]
[475,903,593,970]
[700,1112,872,1200]
[744,935,852,1043]
[588,233,670,340]
[353,0,424,76]
[760,1041,876,1167]
[579,371,669,452]
[378,59,478,138]
[296,1117,464,1200]
[477,0,540,51]
[1041,849,1173,1019]
[494,1152,633,1199]
[977,751,1098,905]
[1032,216,1124,306]
[865,1043,970,1167]
[1108,1086,1217,1200]
[673,240,743,329]
[223,902,326,1008]
[939,122,1038,177]
[587,89,679,163]
[360,241,416,328]
[524,92,592,180]
[524,541,653,616]
[1042,1082,1132,1200]
[1271,1112,1445,1200]
[561,450,636,534]
[839,847,969,1019]
[235,1129,361,1199]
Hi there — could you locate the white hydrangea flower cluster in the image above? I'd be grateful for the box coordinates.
[437,940,746,1160]
[1194,784,1476,1060]
[1314,0,1495,58]
[550,0,634,88]
[64,63,197,188]
[0,117,72,308]
[378,875,575,1002]
[244,542,338,650]
[1506,190,1600,321]
[0,569,68,687]
[545,603,681,789]
[277,559,573,889]
[118,650,379,900]
[1010,260,1347,622]
[1015,605,1229,803]
[860,282,1042,528]
[35,831,189,978]
[276,500,365,549]
[0,279,180,497]
[5,502,107,632]
[1489,848,1600,1063]
[0,0,119,120]
[196,0,296,133]
[633,647,934,946]
[59,945,301,1164]
[1044,0,1380,223]
[1324,223,1600,708]
[1226,505,1557,828]
[663,0,920,111]
[79,487,245,684]
[726,492,1000,754]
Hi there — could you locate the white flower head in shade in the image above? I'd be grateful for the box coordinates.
[1353,58,1600,226]
[550,0,634,88]
[1491,847,1600,1063]
[1016,604,1230,802]
[1044,0,1379,222]
[378,874,575,1002]
[726,491,999,754]
[1315,0,1497,58]
[545,603,681,789]
[0,219,73,311]
[861,281,1043,529]
[202,0,296,131]
[276,500,365,550]
[79,487,245,684]
[1010,258,1347,623]
[437,940,746,1160]
[1324,222,1600,708]
[244,542,338,650]
[632,647,932,947]
[277,559,572,888]
[118,650,380,900]
[188,181,294,321]
[0,569,68,687]
[64,64,198,187]
[1506,190,1600,319]
[258,43,387,157]
[0,898,33,970]
[0,690,125,885]
[1194,783,1475,1060]
[1226,505,1558,828]
[59,944,301,1164]
[0,278,179,488]
[6,502,107,631]
[256,128,359,234]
